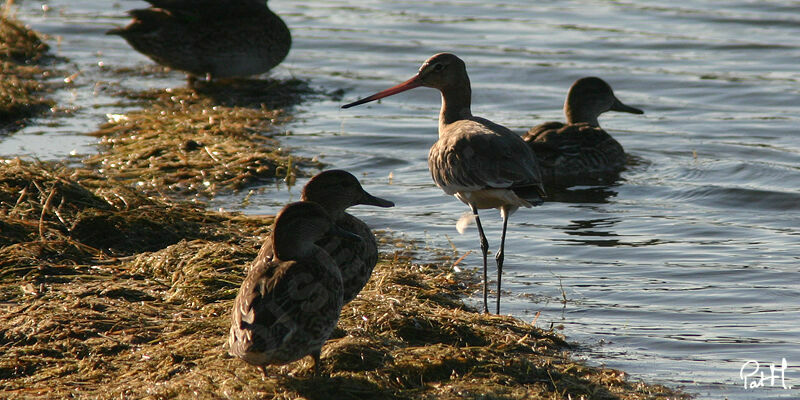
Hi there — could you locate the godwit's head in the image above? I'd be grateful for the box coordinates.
[342,52,469,108]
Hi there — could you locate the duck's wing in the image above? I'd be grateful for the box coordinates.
[254,237,276,266]
[230,256,341,357]
[145,0,226,11]
[229,257,285,357]
[524,123,625,186]
[525,121,565,140]
[107,7,172,35]
[528,123,618,157]
[146,0,262,17]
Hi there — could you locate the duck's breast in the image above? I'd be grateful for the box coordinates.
[318,214,378,304]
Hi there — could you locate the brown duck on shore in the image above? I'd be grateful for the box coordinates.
[523,77,644,187]
[229,201,353,375]
[108,0,291,84]
[257,170,394,305]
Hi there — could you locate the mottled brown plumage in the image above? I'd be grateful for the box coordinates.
[109,0,291,82]
[343,53,544,314]
[523,77,644,187]
[228,201,345,375]
[257,170,394,305]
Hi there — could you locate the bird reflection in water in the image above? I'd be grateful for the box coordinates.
[559,216,666,248]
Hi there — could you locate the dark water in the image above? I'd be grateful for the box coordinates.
[5,1,800,398]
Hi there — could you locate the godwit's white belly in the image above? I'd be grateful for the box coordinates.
[454,189,532,211]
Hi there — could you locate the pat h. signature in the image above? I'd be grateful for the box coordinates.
[740,358,793,390]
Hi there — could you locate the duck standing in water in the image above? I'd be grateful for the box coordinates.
[108,0,291,84]
[523,77,644,187]
[257,170,394,304]
[229,201,352,376]
[343,53,544,315]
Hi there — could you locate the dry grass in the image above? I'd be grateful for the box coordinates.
[0,159,689,400]
[0,13,55,131]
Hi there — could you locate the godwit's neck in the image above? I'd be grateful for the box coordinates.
[438,83,473,136]
[564,98,600,127]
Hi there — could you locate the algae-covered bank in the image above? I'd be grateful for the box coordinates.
[0,12,55,132]
[0,159,690,399]
[83,79,320,197]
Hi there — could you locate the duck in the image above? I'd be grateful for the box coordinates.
[256,170,394,305]
[229,201,352,375]
[343,53,544,314]
[523,77,644,187]
[108,0,291,84]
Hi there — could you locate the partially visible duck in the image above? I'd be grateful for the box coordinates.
[229,201,351,375]
[257,170,394,304]
[343,53,544,315]
[108,0,291,83]
[523,77,644,187]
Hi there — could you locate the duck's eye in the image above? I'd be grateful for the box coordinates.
[433,63,444,72]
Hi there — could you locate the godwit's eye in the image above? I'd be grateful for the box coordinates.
[433,63,444,72]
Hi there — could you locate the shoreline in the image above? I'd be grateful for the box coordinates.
[0,17,690,400]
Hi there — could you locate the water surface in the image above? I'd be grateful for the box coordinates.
[5,1,800,398]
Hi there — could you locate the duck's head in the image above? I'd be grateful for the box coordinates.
[564,77,643,126]
[301,170,394,217]
[271,201,358,260]
[342,53,469,109]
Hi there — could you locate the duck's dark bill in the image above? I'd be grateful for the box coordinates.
[611,98,644,114]
[359,192,395,208]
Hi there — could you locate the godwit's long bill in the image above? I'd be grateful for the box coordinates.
[343,53,545,314]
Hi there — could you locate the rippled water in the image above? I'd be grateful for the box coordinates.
[5,1,800,398]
